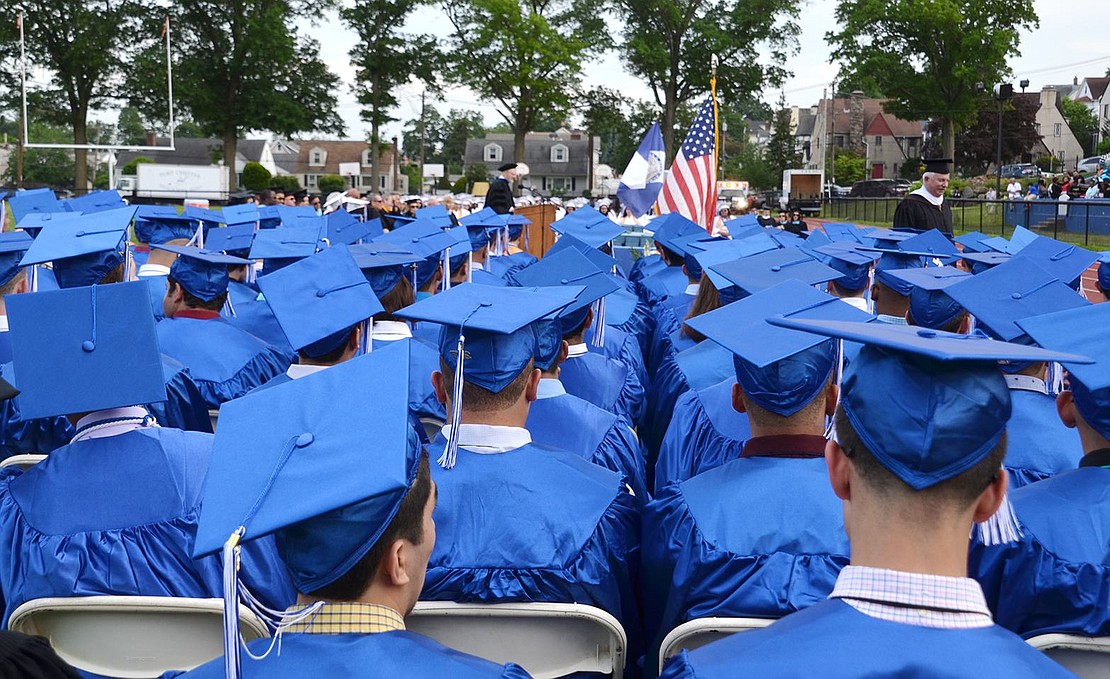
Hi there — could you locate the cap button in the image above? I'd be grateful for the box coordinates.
[76,230,86,237]
[295,432,314,447]
[81,340,96,352]
[479,301,492,307]
[916,329,937,338]
[1011,292,1022,300]
[771,265,782,272]
[315,290,327,297]
[560,278,569,285]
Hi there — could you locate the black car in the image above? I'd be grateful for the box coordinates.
[850,179,901,197]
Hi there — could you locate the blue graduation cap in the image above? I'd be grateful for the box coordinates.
[880,265,969,330]
[1008,225,1039,253]
[767,316,1090,497]
[221,203,259,227]
[204,225,256,257]
[723,214,759,231]
[395,283,578,467]
[65,190,126,214]
[7,188,62,224]
[249,223,325,272]
[1007,235,1099,288]
[275,205,318,226]
[14,210,80,239]
[685,232,778,291]
[857,227,914,248]
[685,278,874,416]
[191,342,421,676]
[0,232,33,287]
[156,245,251,302]
[670,233,728,280]
[814,242,875,291]
[325,209,380,245]
[551,213,625,249]
[1098,251,1110,293]
[872,249,926,296]
[6,281,166,419]
[978,235,1013,254]
[709,246,843,294]
[545,234,619,277]
[133,209,200,246]
[649,213,705,255]
[348,241,427,297]
[20,207,136,288]
[821,222,864,243]
[470,268,508,287]
[459,207,504,228]
[767,228,805,248]
[944,259,1090,342]
[798,229,832,257]
[415,204,457,227]
[509,248,619,334]
[894,229,961,263]
[374,219,460,290]
[1017,303,1110,440]
[257,205,282,229]
[955,231,992,253]
[960,250,1011,274]
[257,245,383,356]
[183,205,225,227]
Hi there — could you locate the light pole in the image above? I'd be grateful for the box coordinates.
[996,83,1013,196]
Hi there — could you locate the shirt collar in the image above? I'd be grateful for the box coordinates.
[1079,448,1110,469]
[566,343,588,358]
[831,565,993,626]
[440,423,531,454]
[281,602,405,634]
[172,309,221,321]
[287,364,331,380]
[536,377,567,399]
[371,320,412,341]
[741,434,828,459]
[1003,374,1048,395]
[876,314,908,326]
[0,315,9,333]
[839,296,870,312]
[137,263,171,278]
[684,283,700,296]
[911,186,945,206]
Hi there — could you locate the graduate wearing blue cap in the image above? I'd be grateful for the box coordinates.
[661,318,1083,679]
[395,284,643,664]
[0,282,295,629]
[642,233,721,375]
[133,209,202,322]
[178,344,530,679]
[0,232,34,364]
[971,303,1110,642]
[156,246,291,408]
[1098,251,1110,300]
[638,214,705,307]
[881,265,970,333]
[946,260,1088,489]
[814,242,875,311]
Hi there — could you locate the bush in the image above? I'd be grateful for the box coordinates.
[899,157,922,180]
[451,176,468,193]
[241,162,272,191]
[270,174,302,193]
[1098,139,1110,155]
[122,156,152,175]
[463,164,489,192]
[833,150,867,184]
[317,174,347,196]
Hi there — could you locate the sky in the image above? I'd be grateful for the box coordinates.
[309,0,1110,145]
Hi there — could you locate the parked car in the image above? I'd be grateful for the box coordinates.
[824,183,851,198]
[849,179,901,197]
[1000,163,1041,178]
[1076,156,1107,174]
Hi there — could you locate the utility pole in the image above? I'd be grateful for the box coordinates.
[419,90,426,194]
[996,83,1013,196]
[17,8,26,188]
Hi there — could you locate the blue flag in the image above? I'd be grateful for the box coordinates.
[617,122,666,218]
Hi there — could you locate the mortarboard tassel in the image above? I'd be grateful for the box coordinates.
[443,330,466,470]
[1046,361,1065,396]
[223,293,237,319]
[467,252,473,283]
[974,494,1023,546]
[221,529,244,679]
[441,248,452,292]
[591,296,607,349]
[27,266,37,293]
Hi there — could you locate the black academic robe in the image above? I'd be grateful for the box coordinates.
[892,193,953,234]
[485,177,515,214]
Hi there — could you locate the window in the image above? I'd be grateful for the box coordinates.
[1054,123,1062,137]
[834,135,845,148]
[306,174,319,187]
[380,174,387,189]
[484,144,503,162]
[544,177,572,191]
[309,148,326,166]
[874,136,882,146]
[1057,150,1066,161]
[361,149,373,166]
[550,144,568,163]
[360,175,374,188]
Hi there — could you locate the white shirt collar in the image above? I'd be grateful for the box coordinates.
[1004,374,1048,395]
[286,364,331,380]
[72,406,154,442]
[910,185,944,207]
[839,296,870,312]
[536,377,567,399]
[0,315,9,333]
[137,263,171,278]
[684,283,700,296]
[371,320,412,341]
[440,424,531,454]
[877,313,908,326]
[566,343,588,358]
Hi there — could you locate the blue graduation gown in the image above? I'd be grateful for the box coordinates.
[660,598,1074,678]
[150,355,214,433]
[969,466,1110,638]
[155,315,291,408]
[1003,388,1082,488]
[629,255,666,286]
[0,427,295,624]
[487,251,538,280]
[422,441,642,663]
[654,379,750,492]
[604,289,655,359]
[223,281,298,365]
[143,274,167,321]
[176,630,532,679]
[638,266,688,307]
[643,455,849,670]
[0,331,11,366]
[585,325,649,404]
[373,336,446,423]
[559,350,645,424]
[0,363,72,459]
[527,391,647,501]
[647,294,695,376]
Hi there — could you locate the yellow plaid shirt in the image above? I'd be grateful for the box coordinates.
[281,602,406,634]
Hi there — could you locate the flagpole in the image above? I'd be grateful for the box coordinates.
[709,55,719,233]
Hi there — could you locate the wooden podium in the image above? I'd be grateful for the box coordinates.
[515,204,558,258]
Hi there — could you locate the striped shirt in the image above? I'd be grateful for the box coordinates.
[281,602,405,634]
[830,565,994,629]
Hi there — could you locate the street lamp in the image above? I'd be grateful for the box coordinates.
[995,83,1013,196]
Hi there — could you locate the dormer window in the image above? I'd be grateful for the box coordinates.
[309,147,326,167]
[484,144,503,163]
[551,144,568,163]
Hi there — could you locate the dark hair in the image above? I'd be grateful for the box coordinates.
[561,310,591,345]
[99,261,125,285]
[374,276,416,320]
[307,452,433,601]
[655,243,682,267]
[299,326,357,365]
[906,308,968,335]
[440,357,534,412]
[0,269,26,297]
[681,279,722,341]
[834,404,1006,508]
[167,276,227,312]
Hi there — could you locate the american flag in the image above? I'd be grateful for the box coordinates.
[658,97,717,231]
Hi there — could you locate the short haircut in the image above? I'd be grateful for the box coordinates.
[439,357,534,412]
[834,403,1006,510]
[167,276,227,312]
[740,369,831,430]
[298,326,357,365]
[907,308,968,334]
[829,279,865,298]
[561,312,591,344]
[307,451,433,601]
[655,243,681,267]
[0,269,26,297]
[374,276,415,320]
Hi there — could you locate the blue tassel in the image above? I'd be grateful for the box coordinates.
[442,332,466,470]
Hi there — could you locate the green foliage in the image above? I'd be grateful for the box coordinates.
[578,88,659,170]
[269,175,302,193]
[899,156,923,179]
[464,164,489,191]
[317,174,348,196]
[834,149,867,184]
[1060,98,1098,156]
[828,0,1038,167]
[116,107,148,146]
[442,0,606,160]
[926,94,1040,174]
[441,110,487,174]
[401,164,422,193]
[122,156,153,176]
[615,0,801,150]
[0,123,73,187]
[1098,138,1110,155]
[241,162,273,191]
[451,176,468,193]
[722,143,776,190]
[402,105,444,160]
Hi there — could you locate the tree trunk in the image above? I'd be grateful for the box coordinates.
[73,107,89,194]
[513,121,526,163]
[941,117,956,172]
[224,129,239,193]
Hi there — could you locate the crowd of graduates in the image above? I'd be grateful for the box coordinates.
[0,182,1103,677]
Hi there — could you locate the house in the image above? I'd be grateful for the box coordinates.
[1066,76,1110,145]
[792,107,817,165]
[809,92,925,180]
[288,140,405,195]
[464,128,600,196]
[1018,86,1085,167]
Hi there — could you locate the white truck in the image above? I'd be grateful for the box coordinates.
[117,164,230,201]
[782,169,824,214]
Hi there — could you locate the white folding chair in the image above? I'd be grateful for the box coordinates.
[0,454,47,470]
[1027,633,1110,678]
[7,596,269,679]
[207,409,220,432]
[409,601,626,678]
[658,617,774,673]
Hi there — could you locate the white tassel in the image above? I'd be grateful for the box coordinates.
[221,531,244,679]
[442,332,466,470]
[974,495,1023,546]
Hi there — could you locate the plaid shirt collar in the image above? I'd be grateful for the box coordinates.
[281,602,405,634]
[830,565,994,629]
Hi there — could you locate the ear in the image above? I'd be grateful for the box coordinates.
[525,367,541,402]
[348,325,362,352]
[824,381,839,418]
[380,539,411,587]
[731,382,747,414]
[431,371,448,405]
[13,276,28,295]
[971,467,1008,524]
[956,313,972,335]
[1056,390,1078,429]
[558,340,569,365]
[681,263,689,278]
[583,306,594,331]
[826,439,852,501]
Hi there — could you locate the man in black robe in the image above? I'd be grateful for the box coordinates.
[892,157,954,234]
[485,162,518,214]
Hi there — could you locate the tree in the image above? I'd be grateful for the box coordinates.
[122,156,153,175]
[764,94,800,181]
[441,109,487,174]
[615,0,801,152]
[464,163,489,191]
[924,93,1039,174]
[828,0,1038,169]
[0,0,151,190]
[401,105,445,161]
[117,106,148,146]
[1060,98,1098,156]
[342,0,441,191]
[317,174,347,196]
[269,175,302,193]
[241,161,272,191]
[442,0,605,162]
[128,2,343,191]
[834,149,867,184]
[0,122,73,187]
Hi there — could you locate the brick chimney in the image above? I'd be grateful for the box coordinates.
[849,91,866,155]
[145,130,156,146]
